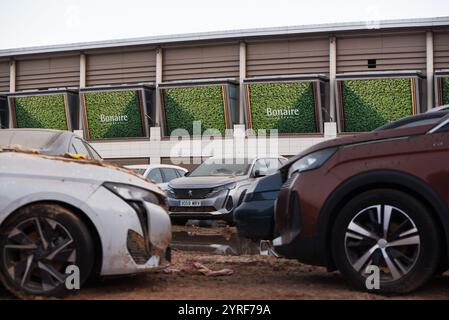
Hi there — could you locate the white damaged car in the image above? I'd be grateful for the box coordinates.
[0,149,171,297]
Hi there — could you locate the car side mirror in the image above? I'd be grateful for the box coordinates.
[253,168,268,178]
[184,171,191,177]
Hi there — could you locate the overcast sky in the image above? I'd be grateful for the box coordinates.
[0,0,448,50]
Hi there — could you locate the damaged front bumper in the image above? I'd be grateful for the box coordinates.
[81,186,172,276]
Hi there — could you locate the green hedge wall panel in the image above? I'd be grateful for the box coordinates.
[14,95,68,130]
[164,86,226,135]
[248,82,317,134]
[342,79,414,132]
[442,77,449,105]
[84,90,144,140]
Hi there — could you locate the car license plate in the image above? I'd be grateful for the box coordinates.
[180,200,202,207]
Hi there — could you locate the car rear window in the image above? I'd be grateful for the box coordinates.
[0,130,61,150]
[161,168,178,182]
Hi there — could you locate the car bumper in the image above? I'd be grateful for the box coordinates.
[234,198,275,240]
[82,186,172,276]
[167,190,236,221]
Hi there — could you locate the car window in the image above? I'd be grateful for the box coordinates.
[279,158,288,166]
[252,159,268,175]
[130,168,146,175]
[189,158,251,177]
[161,168,178,182]
[147,169,163,184]
[69,143,77,154]
[71,138,90,158]
[176,169,187,177]
[0,130,61,151]
[83,141,101,160]
[265,158,281,174]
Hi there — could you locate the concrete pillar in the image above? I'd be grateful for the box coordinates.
[9,59,16,93]
[155,47,163,129]
[79,53,87,88]
[426,31,434,111]
[239,41,247,125]
[329,36,337,122]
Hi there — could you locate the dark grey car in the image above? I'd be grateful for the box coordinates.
[0,129,101,159]
[166,156,287,225]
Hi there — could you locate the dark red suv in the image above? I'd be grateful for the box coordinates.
[269,108,449,293]
[236,110,449,293]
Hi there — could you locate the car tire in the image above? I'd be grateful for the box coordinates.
[0,203,95,298]
[331,189,440,294]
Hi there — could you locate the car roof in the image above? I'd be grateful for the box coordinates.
[206,155,287,163]
[0,128,72,150]
[125,164,188,171]
[375,110,449,132]
[426,104,449,113]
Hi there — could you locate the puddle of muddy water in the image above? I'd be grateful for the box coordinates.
[171,227,261,256]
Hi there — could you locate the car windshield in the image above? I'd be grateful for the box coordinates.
[0,130,61,151]
[189,158,251,177]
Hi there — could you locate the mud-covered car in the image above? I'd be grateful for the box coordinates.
[0,128,102,159]
[236,107,449,294]
[0,149,171,298]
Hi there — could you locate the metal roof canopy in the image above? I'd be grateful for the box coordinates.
[0,17,448,58]
[336,70,425,80]
[159,78,239,87]
[244,74,329,83]
[436,69,449,76]
[79,83,155,92]
[6,88,79,97]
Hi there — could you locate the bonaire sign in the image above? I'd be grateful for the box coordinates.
[266,107,300,117]
[82,90,145,140]
[100,114,129,123]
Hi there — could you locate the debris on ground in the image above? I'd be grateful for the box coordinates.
[164,261,234,277]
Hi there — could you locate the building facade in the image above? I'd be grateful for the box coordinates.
[0,17,448,165]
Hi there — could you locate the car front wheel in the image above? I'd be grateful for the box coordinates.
[332,189,440,294]
[0,203,94,298]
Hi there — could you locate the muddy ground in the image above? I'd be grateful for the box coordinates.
[1,225,449,300]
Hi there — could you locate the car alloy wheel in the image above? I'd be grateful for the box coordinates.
[3,217,76,293]
[344,205,420,282]
[0,203,94,298]
[332,189,440,293]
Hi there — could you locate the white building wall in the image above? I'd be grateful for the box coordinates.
[91,123,339,162]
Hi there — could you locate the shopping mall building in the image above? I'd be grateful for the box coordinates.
[0,17,448,166]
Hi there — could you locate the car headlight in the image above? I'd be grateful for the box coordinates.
[166,185,175,196]
[287,148,337,178]
[103,182,163,206]
[209,182,237,195]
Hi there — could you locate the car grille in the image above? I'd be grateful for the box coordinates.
[126,230,151,264]
[169,206,216,213]
[172,188,213,199]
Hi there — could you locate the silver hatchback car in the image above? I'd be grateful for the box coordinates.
[166,156,287,224]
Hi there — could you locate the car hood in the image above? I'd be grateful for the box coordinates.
[168,175,247,189]
[285,124,434,166]
[0,152,164,196]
